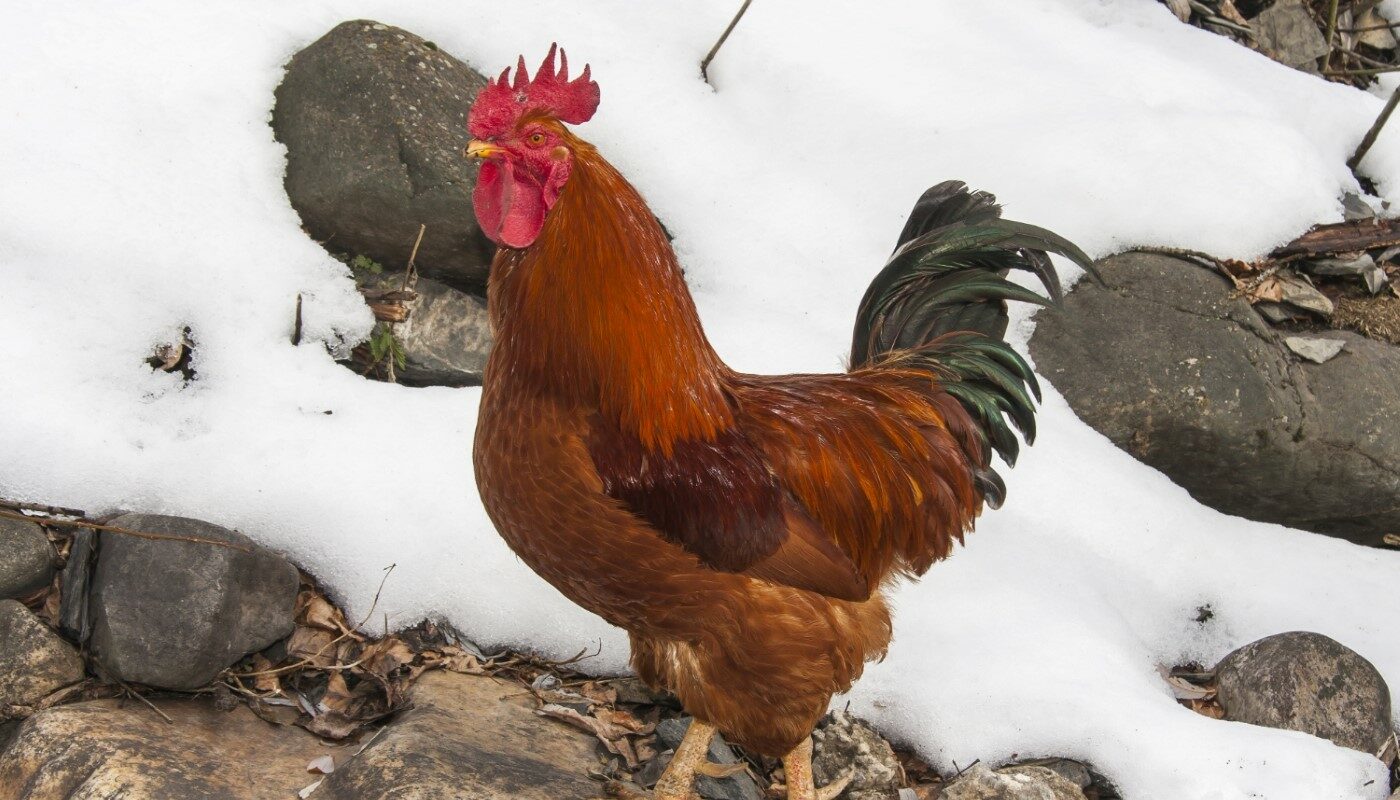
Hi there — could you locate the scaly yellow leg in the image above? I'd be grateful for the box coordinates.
[782,737,853,800]
[605,719,718,800]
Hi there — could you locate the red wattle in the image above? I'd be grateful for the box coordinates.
[474,159,546,249]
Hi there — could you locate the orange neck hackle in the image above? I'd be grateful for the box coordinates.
[486,134,734,453]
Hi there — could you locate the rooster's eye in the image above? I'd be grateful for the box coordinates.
[528,132,546,146]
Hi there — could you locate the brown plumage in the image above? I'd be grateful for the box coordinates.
[467,47,1092,785]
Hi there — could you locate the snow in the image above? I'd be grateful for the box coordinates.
[2,1,1399,797]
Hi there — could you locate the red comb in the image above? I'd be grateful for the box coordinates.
[468,44,600,139]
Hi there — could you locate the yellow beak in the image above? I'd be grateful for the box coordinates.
[465,140,502,159]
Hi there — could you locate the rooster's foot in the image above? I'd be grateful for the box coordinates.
[781,737,854,800]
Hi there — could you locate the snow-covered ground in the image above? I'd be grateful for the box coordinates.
[3,1,1399,797]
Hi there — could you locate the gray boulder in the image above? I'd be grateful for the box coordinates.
[370,273,492,386]
[811,711,902,800]
[1029,251,1400,546]
[88,514,298,690]
[322,670,599,799]
[1215,631,1392,755]
[274,21,493,291]
[0,518,52,599]
[941,763,1086,800]
[0,600,83,711]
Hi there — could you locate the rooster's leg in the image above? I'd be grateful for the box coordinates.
[652,718,717,800]
[782,737,853,800]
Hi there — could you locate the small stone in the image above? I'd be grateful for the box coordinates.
[811,711,903,800]
[0,600,83,709]
[1284,336,1346,364]
[1340,193,1376,222]
[0,693,330,796]
[1277,273,1335,317]
[1215,631,1393,754]
[321,671,598,799]
[1252,0,1330,71]
[941,764,1086,800]
[653,717,763,800]
[368,274,492,386]
[87,514,299,690]
[0,518,53,599]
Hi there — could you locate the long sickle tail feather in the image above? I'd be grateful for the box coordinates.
[850,181,1096,505]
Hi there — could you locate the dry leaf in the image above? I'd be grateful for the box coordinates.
[362,637,415,679]
[286,626,338,669]
[299,592,348,633]
[297,778,323,799]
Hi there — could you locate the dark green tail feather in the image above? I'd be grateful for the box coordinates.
[850,181,1095,504]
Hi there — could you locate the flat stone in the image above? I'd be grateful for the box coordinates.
[0,693,334,798]
[88,514,299,690]
[940,764,1086,800]
[321,670,600,799]
[1215,631,1392,754]
[0,600,83,710]
[0,518,53,599]
[1284,335,1346,364]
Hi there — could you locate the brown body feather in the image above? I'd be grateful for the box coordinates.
[474,125,987,755]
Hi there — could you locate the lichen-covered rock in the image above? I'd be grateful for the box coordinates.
[811,711,902,800]
[0,600,82,711]
[0,694,330,799]
[274,21,493,290]
[322,670,599,799]
[88,513,298,690]
[1030,251,1400,546]
[0,518,52,599]
[1215,631,1392,754]
[940,763,1086,800]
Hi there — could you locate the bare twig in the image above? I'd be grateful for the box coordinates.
[700,0,754,84]
[122,683,174,724]
[0,508,253,553]
[401,224,426,292]
[1349,85,1400,171]
[1325,65,1400,76]
[292,293,303,346]
[0,498,86,517]
[1229,263,1286,299]
[1326,0,1341,53]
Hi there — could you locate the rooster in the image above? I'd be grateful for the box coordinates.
[467,46,1093,800]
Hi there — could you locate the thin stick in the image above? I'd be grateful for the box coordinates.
[400,224,426,292]
[292,293,303,346]
[1325,65,1400,76]
[1349,86,1400,171]
[0,508,253,553]
[700,0,754,84]
[123,683,174,724]
[1326,0,1341,53]
[0,498,86,517]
